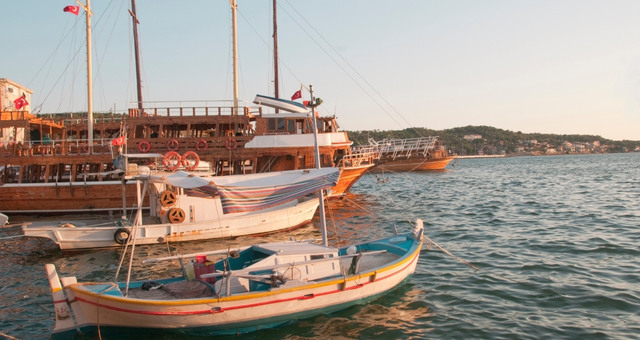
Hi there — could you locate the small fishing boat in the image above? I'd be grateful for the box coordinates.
[23,167,338,250]
[45,219,423,337]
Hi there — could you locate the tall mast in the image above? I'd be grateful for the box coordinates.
[84,0,93,153]
[130,0,143,111]
[231,0,239,115]
[272,0,279,101]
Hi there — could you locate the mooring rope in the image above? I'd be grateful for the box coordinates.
[424,235,479,271]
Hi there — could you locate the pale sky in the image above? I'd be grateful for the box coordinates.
[3,1,640,140]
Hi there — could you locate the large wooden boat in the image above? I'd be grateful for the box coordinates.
[369,136,454,172]
[1,1,372,215]
[0,79,142,214]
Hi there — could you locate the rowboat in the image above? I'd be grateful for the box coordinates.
[45,220,423,337]
[23,167,338,250]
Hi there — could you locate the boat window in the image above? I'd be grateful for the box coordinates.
[267,118,288,132]
[310,254,325,260]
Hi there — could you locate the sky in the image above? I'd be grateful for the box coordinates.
[3,0,640,141]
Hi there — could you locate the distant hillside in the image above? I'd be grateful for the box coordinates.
[346,126,640,155]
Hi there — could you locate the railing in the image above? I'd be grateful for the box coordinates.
[368,136,438,159]
[337,151,378,169]
[0,138,114,157]
[127,100,263,118]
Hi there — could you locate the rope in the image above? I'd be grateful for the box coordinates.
[0,331,20,340]
[424,235,479,271]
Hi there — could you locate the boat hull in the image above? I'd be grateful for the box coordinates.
[55,231,422,336]
[327,163,374,198]
[372,155,454,172]
[23,197,319,250]
[0,181,144,214]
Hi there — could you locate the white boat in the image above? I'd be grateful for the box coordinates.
[22,167,339,250]
[45,220,423,337]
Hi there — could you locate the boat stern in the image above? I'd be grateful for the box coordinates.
[45,264,78,334]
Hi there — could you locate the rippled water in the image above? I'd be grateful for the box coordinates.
[1,153,639,339]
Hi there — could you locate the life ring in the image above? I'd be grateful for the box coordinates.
[159,190,178,208]
[195,139,208,151]
[168,207,186,224]
[162,151,182,171]
[182,151,200,171]
[114,228,131,244]
[82,144,89,153]
[167,139,179,151]
[225,137,237,150]
[138,140,151,153]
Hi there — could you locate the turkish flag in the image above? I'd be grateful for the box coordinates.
[14,95,28,110]
[63,6,80,15]
[111,136,126,146]
[291,90,302,101]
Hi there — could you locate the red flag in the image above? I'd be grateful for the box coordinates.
[291,90,302,101]
[14,95,28,110]
[63,5,80,15]
[111,136,126,146]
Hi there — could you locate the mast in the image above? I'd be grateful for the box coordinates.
[130,0,143,111]
[309,85,328,246]
[231,0,239,115]
[84,0,93,153]
[272,0,279,103]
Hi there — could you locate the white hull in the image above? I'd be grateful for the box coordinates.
[23,197,318,250]
[48,226,424,336]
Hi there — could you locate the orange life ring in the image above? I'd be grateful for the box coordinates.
[167,139,179,151]
[225,137,237,150]
[138,140,151,153]
[195,139,208,151]
[162,151,182,171]
[181,151,200,171]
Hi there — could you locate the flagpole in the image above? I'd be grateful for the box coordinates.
[309,84,328,246]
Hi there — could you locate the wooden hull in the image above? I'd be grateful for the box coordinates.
[0,181,143,214]
[372,155,454,172]
[23,197,319,250]
[327,163,375,198]
[50,229,423,336]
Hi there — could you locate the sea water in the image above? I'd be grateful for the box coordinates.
[1,153,638,339]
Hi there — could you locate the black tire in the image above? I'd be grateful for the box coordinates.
[114,228,131,244]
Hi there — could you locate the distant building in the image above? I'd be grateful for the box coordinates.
[1,78,33,113]
[464,134,482,141]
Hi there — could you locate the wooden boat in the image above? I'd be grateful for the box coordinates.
[22,167,338,250]
[369,136,454,172]
[45,223,423,336]
[1,1,372,215]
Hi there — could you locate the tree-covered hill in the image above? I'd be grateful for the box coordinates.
[346,126,639,155]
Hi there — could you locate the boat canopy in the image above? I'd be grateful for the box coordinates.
[148,168,339,213]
